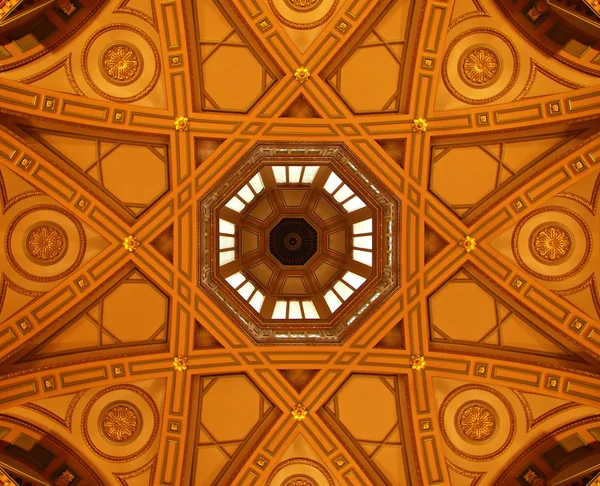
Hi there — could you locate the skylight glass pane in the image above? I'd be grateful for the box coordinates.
[225,197,245,212]
[302,301,319,319]
[289,166,302,183]
[289,301,302,318]
[237,185,255,203]
[219,250,235,266]
[353,219,372,234]
[237,281,255,300]
[249,173,264,193]
[324,172,342,193]
[225,272,246,288]
[353,236,373,249]
[324,291,342,312]
[353,249,373,266]
[343,271,366,289]
[302,166,319,183]
[334,184,354,202]
[249,291,264,312]
[272,301,287,319]
[219,236,235,249]
[219,219,235,234]
[272,166,286,183]
[334,281,354,300]
[343,196,366,212]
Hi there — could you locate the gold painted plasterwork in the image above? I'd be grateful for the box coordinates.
[515,60,586,101]
[283,475,317,486]
[113,457,157,485]
[458,403,496,441]
[17,54,85,96]
[81,24,160,103]
[101,43,143,85]
[511,390,582,432]
[460,46,501,87]
[267,0,340,29]
[102,403,141,442]
[81,385,159,462]
[265,458,335,485]
[113,0,158,30]
[442,28,519,105]
[448,0,489,30]
[25,222,67,264]
[285,0,322,13]
[512,206,592,281]
[531,224,572,263]
[5,205,86,283]
[439,384,516,461]
[446,459,485,485]
[22,390,85,432]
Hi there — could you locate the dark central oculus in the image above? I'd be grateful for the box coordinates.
[269,218,318,266]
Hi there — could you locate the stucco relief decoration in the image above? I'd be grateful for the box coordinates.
[25,222,67,264]
[461,46,500,86]
[285,0,322,11]
[512,207,591,280]
[101,43,142,84]
[532,224,572,262]
[458,403,496,441]
[284,477,317,486]
[102,403,140,442]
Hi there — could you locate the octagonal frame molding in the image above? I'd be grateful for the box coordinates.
[198,142,401,344]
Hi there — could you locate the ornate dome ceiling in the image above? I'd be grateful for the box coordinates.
[0,0,600,485]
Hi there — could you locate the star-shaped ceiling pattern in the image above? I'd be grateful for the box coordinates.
[0,0,600,485]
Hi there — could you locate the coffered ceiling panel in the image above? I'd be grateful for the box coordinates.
[1,0,600,484]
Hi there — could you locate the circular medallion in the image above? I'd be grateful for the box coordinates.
[284,476,318,486]
[82,385,159,462]
[512,206,591,281]
[82,24,160,103]
[100,42,143,85]
[285,0,322,12]
[439,384,515,461]
[25,222,68,264]
[6,205,85,283]
[531,223,572,263]
[442,29,519,105]
[101,402,142,443]
[457,402,497,441]
[459,45,501,88]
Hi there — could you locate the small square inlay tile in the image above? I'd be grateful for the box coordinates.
[335,18,351,33]
[42,96,57,112]
[257,18,272,32]
[571,158,587,173]
[422,56,435,70]
[476,113,490,126]
[42,376,55,391]
[547,100,562,116]
[546,375,560,391]
[512,197,526,213]
[112,110,125,123]
[74,276,88,291]
[111,364,125,377]
[475,363,488,377]
[168,420,181,433]
[570,318,586,334]
[74,196,89,211]
[254,456,268,469]
[169,54,182,67]
[420,419,432,432]
[333,454,347,469]
[511,276,526,291]
[17,155,33,170]
[16,318,32,335]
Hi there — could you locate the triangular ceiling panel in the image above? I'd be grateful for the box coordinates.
[374,320,405,349]
[194,320,225,350]
[6,268,169,371]
[279,93,322,119]
[428,267,598,368]
[276,369,320,394]
[424,224,448,264]
[150,223,174,263]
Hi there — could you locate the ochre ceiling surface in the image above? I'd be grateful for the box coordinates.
[1,0,600,485]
